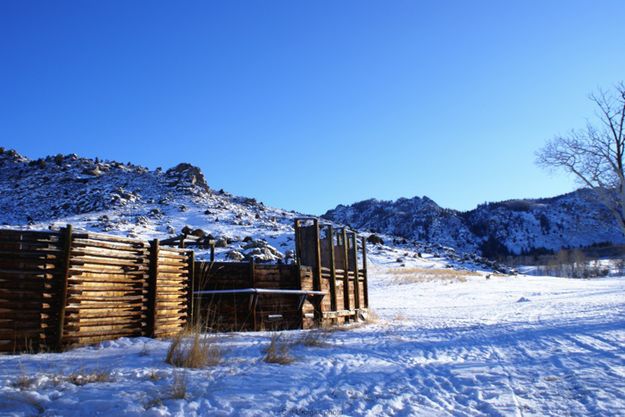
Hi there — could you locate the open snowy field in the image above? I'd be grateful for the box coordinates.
[2,268,625,417]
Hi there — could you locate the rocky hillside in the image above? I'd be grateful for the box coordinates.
[0,148,298,263]
[0,148,503,271]
[323,190,625,258]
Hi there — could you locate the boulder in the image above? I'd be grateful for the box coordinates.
[226,250,245,262]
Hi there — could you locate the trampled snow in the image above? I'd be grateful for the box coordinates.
[2,266,624,416]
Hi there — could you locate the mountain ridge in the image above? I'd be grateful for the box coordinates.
[323,189,625,257]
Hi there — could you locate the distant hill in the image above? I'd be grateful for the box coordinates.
[322,190,625,258]
[0,147,502,271]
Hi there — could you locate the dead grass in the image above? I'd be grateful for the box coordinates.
[66,370,111,386]
[166,327,221,368]
[144,371,189,409]
[387,267,474,285]
[12,374,35,390]
[170,372,187,399]
[263,334,294,364]
[297,331,329,348]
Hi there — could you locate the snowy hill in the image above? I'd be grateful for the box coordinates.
[0,148,299,263]
[323,190,625,258]
[0,148,502,271]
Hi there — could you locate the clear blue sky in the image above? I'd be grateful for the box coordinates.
[2,1,624,214]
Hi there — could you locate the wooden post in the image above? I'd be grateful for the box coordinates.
[341,228,350,315]
[55,224,73,351]
[326,225,337,313]
[361,236,369,309]
[187,250,195,326]
[146,239,159,338]
[312,219,323,324]
[351,232,361,312]
[210,242,215,263]
[293,219,302,265]
[249,259,257,330]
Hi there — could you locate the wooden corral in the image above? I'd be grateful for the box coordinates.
[0,227,191,353]
[1,218,369,352]
[295,218,369,326]
[192,262,318,331]
[191,218,369,331]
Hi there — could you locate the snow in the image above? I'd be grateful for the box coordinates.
[2,264,625,416]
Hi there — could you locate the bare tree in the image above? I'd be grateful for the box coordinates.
[536,82,625,235]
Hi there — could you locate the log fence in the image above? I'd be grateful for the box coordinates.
[1,219,369,353]
[0,227,190,353]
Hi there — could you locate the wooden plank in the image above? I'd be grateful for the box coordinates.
[55,225,73,351]
[146,239,158,337]
[72,232,144,245]
[341,229,351,314]
[72,238,148,253]
[326,226,338,312]
[351,232,361,311]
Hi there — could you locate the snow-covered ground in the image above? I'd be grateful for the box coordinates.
[2,264,625,417]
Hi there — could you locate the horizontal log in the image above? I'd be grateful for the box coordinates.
[62,328,142,340]
[69,265,148,275]
[70,247,143,261]
[0,230,59,240]
[67,294,145,302]
[65,306,145,314]
[64,301,145,310]
[72,232,144,245]
[72,238,148,253]
[0,250,61,259]
[68,271,148,281]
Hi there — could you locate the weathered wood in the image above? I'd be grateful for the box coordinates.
[325,226,338,312]
[351,232,361,311]
[56,225,73,351]
[146,239,159,337]
[341,229,351,314]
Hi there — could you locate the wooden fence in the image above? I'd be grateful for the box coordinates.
[295,218,369,326]
[0,227,191,353]
[1,220,369,352]
[191,219,369,330]
[192,262,317,331]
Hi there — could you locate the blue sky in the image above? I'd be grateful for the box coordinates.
[2,1,624,214]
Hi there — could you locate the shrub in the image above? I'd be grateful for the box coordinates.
[263,334,294,364]
[166,328,221,368]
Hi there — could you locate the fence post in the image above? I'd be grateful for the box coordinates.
[326,225,337,313]
[249,258,257,330]
[341,228,351,317]
[351,232,361,312]
[146,239,159,338]
[55,224,73,351]
[361,236,369,309]
[187,250,195,327]
[312,219,324,325]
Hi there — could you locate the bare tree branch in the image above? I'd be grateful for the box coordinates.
[536,82,625,237]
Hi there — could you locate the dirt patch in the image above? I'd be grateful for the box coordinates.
[387,267,476,284]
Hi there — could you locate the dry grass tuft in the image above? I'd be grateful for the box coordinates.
[263,334,294,364]
[388,267,474,285]
[170,372,187,399]
[297,331,329,348]
[166,327,221,368]
[12,374,35,390]
[66,370,111,386]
